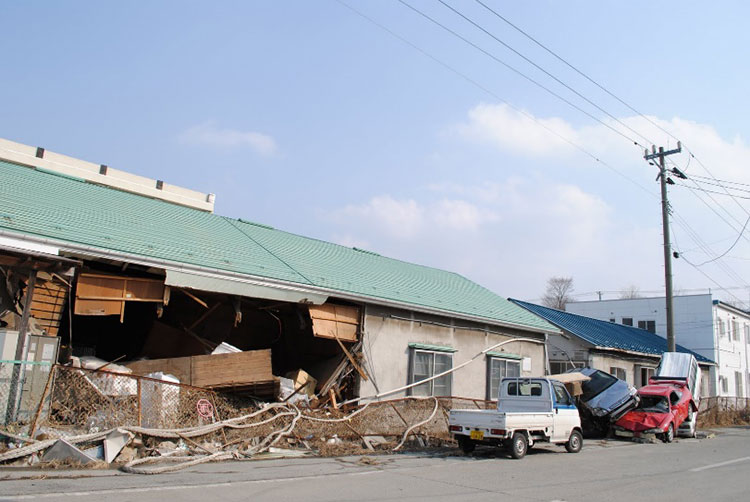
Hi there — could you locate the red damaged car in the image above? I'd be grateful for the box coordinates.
[612,381,696,443]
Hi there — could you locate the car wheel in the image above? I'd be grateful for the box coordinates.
[457,436,475,454]
[509,432,528,459]
[662,424,674,443]
[565,430,583,453]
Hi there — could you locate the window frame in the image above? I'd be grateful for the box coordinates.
[408,348,453,397]
[637,320,656,333]
[486,356,522,401]
[609,366,627,381]
[622,317,633,327]
[552,381,573,406]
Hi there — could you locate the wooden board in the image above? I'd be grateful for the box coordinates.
[29,279,67,336]
[309,304,359,342]
[125,357,192,385]
[192,350,272,388]
[125,349,274,392]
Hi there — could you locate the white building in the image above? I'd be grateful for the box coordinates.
[567,294,750,398]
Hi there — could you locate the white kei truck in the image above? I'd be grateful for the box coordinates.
[448,377,583,459]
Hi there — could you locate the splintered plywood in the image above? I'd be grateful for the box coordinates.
[30,279,67,335]
[75,273,164,319]
[309,304,359,342]
[125,350,274,392]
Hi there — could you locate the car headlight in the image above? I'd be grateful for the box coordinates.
[644,428,663,434]
[592,407,607,417]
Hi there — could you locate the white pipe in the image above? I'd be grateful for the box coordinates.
[341,337,546,406]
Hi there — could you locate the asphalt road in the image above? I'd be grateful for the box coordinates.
[1,427,749,502]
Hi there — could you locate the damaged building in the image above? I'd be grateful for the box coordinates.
[0,138,559,422]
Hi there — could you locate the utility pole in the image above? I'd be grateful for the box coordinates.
[644,142,682,352]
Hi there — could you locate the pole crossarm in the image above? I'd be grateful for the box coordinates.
[645,143,682,160]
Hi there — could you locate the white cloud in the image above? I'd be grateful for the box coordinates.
[328,195,500,241]
[323,180,625,299]
[179,121,277,156]
[453,104,750,186]
[318,106,750,305]
[454,103,578,157]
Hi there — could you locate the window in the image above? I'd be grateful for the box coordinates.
[622,317,633,326]
[637,320,656,333]
[719,320,726,337]
[732,320,740,341]
[745,325,750,344]
[720,376,728,394]
[549,361,586,374]
[609,318,616,323]
[640,367,655,387]
[609,367,627,381]
[736,371,744,397]
[507,380,542,396]
[409,349,452,397]
[553,382,572,406]
[670,391,681,405]
[487,357,521,400]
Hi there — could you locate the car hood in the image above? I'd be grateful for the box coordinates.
[616,411,671,432]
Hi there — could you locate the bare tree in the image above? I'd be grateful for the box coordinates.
[619,285,642,299]
[542,277,574,310]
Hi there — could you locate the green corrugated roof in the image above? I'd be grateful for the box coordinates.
[0,159,557,333]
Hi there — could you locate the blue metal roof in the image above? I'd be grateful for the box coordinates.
[510,299,713,363]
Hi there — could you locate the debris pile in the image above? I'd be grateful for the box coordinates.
[0,363,489,474]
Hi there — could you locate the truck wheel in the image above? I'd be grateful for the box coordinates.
[457,436,475,454]
[661,424,674,443]
[565,430,583,453]
[509,433,528,459]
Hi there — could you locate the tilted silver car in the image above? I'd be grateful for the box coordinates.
[567,367,639,434]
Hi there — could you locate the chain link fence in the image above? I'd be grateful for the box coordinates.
[0,362,495,444]
[697,396,750,428]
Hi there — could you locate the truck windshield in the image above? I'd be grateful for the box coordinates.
[581,370,617,401]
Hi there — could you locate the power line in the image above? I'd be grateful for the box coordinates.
[395,0,647,150]
[436,0,654,147]
[675,183,750,200]
[472,0,683,147]
[688,178,750,195]
[335,0,656,197]
[689,174,750,190]
[692,214,750,266]
[338,1,747,307]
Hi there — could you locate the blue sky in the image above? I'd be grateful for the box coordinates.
[4,1,750,306]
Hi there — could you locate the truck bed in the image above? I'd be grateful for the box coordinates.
[449,409,554,431]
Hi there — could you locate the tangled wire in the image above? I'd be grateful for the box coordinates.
[0,397,442,474]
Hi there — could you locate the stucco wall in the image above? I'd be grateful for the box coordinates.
[359,305,547,401]
[589,353,642,386]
